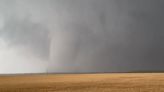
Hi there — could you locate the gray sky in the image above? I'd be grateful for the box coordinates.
[0,0,164,73]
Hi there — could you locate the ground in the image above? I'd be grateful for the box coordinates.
[0,73,163,92]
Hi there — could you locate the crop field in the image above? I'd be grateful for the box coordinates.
[0,73,163,92]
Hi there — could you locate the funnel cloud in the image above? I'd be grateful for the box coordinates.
[0,0,164,73]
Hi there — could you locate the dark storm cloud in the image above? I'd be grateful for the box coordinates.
[1,0,164,73]
[115,0,164,71]
[49,0,164,73]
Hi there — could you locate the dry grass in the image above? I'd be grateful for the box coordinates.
[0,73,164,92]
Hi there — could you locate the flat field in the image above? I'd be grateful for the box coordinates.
[0,73,164,92]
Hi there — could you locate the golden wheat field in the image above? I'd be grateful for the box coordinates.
[0,73,164,92]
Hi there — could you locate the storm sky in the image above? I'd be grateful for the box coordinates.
[0,0,164,73]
